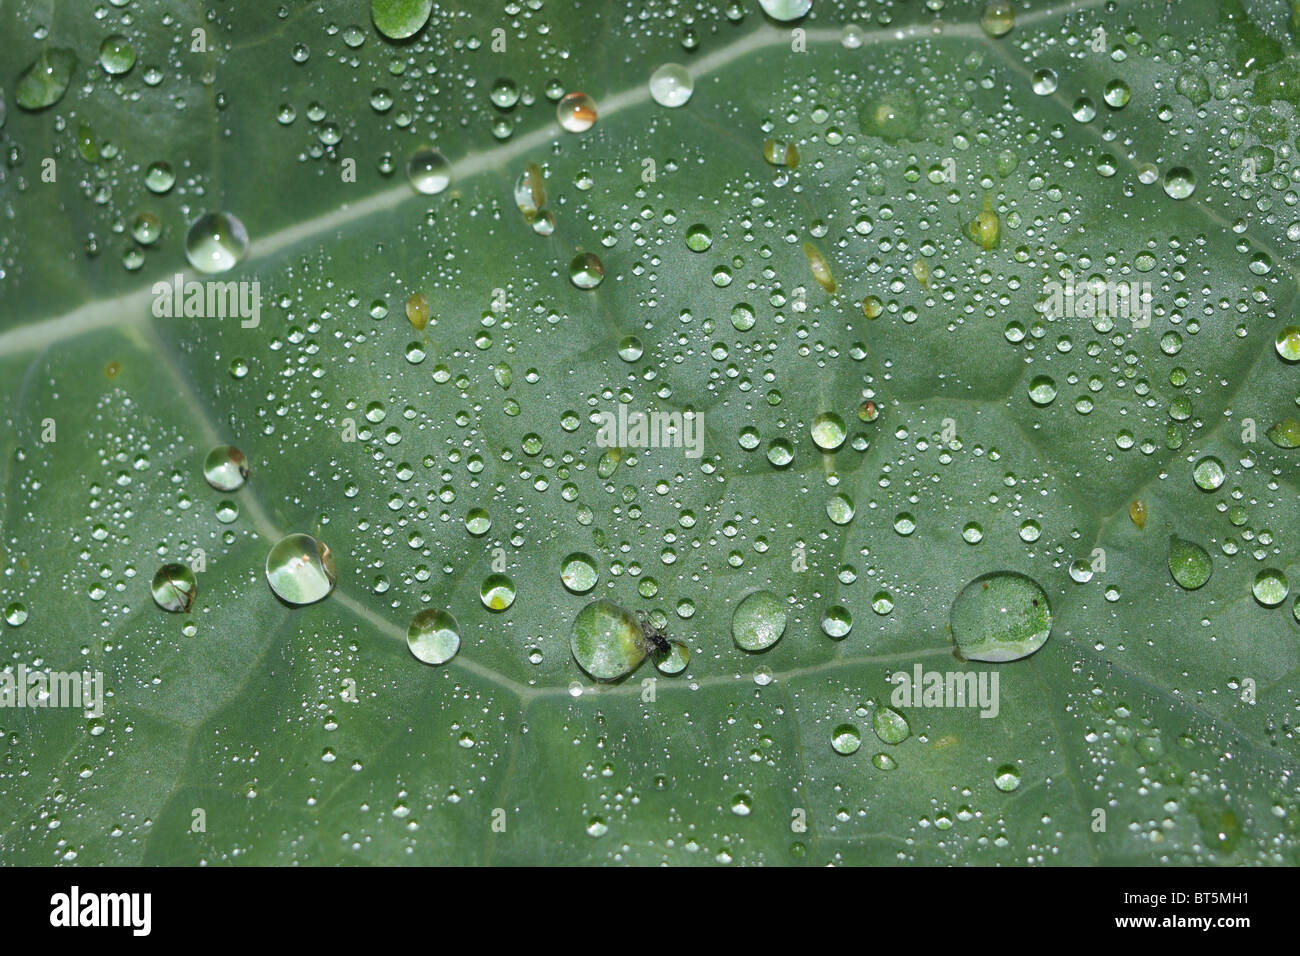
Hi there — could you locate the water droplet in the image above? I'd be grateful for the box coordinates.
[1266,419,1300,448]
[732,590,787,651]
[655,641,690,675]
[1104,79,1131,108]
[557,92,597,133]
[803,242,836,292]
[831,724,862,755]
[131,212,161,245]
[994,765,1021,792]
[371,0,432,40]
[617,336,643,362]
[145,162,175,195]
[185,212,250,275]
[15,48,76,110]
[872,706,911,745]
[762,138,800,168]
[950,571,1052,662]
[407,147,451,195]
[561,552,598,594]
[1028,375,1057,406]
[826,493,854,525]
[1168,535,1212,590]
[1031,69,1058,95]
[1275,326,1300,362]
[569,252,605,289]
[810,412,846,451]
[3,602,27,627]
[649,63,693,107]
[152,563,197,613]
[966,194,1000,250]
[405,291,430,330]
[1163,166,1196,199]
[758,0,813,21]
[685,223,713,252]
[407,609,460,664]
[1192,455,1225,491]
[266,534,337,605]
[490,78,519,109]
[980,0,1015,36]
[1129,499,1147,529]
[480,573,515,611]
[570,600,647,680]
[1252,569,1289,607]
[820,605,853,638]
[203,445,249,491]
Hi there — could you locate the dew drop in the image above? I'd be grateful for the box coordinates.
[560,552,598,594]
[557,92,597,132]
[1252,569,1289,608]
[831,724,862,755]
[480,573,515,611]
[266,534,337,605]
[185,212,250,275]
[203,445,249,491]
[569,252,605,289]
[950,571,1051,662]
[570,600,647,681]
[371,0,432,40]
[406,609,460,664]
[15,48,76,110]
[732,590,787,651]
[407,147,451,195]
[152,563,197,613]
[649,63,693,107]
[1168,535,1212,590]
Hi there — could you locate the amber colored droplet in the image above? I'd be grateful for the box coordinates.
[803,242,836,293]
[1129,499,1147,529]
[406,292,429,331]
[912,258,930,288]
[105,360,121,378]
[527,162,546,211]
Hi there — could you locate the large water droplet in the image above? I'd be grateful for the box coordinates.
[758,0,813,22]
[1163,166,1196,199]
[570,600,647,681]
[649,63,694,107]
[1168,535,1212,590]
[1276,325,1300,362]
[266,534,337,605]
[15,48,76,110]
[185,212,250,275]
[203,445,249,491]
[557,92,597,132]
[560,552,598,594]
[732,590,787,651]
[407,147,451,195]
[831,724,862,755]
[152,563,197,613]
[1252,569,1289,607]
[407,609,460,664]
[371,0,433,40]
[872,706,911,744]
[950,571,1052,662]
[569,252,605,289]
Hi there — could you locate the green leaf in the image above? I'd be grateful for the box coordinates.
[1,0,1298,866]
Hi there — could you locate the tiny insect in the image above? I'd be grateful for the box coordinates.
[635,611,672,657]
